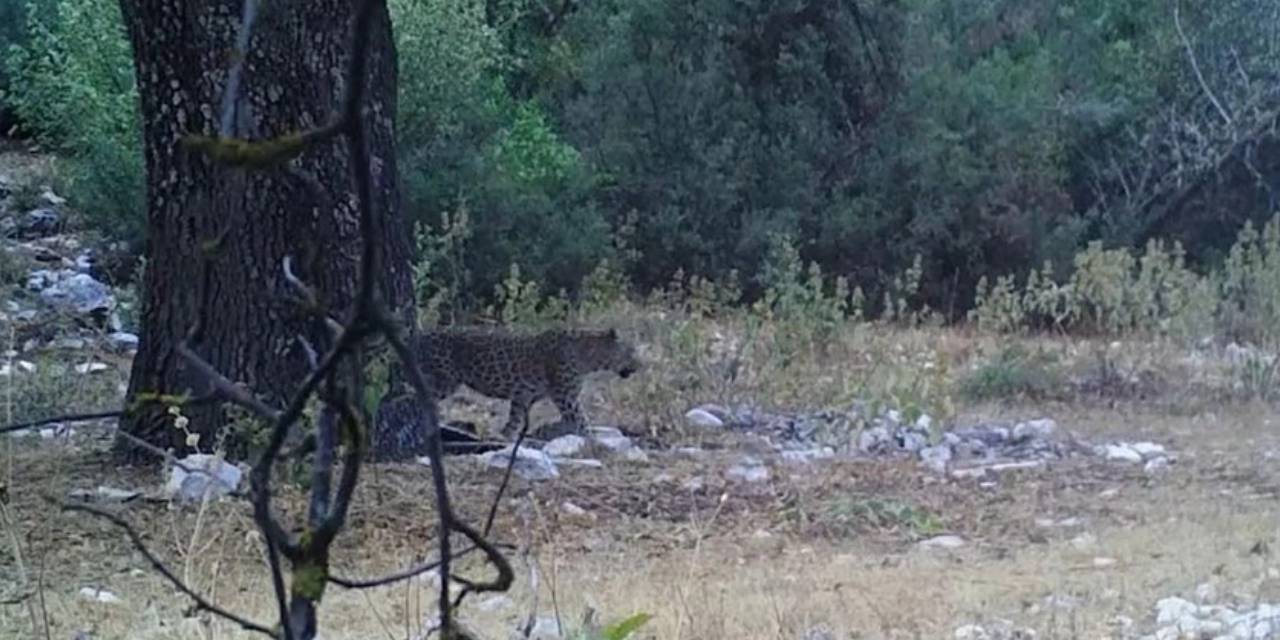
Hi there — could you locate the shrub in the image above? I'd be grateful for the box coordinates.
[960,344,1063,401]
[3,0,143,240]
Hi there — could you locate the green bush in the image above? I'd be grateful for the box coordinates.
[960,344,1063,401]
[4,0,143,240]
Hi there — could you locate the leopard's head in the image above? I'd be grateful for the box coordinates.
[574,328,639,379]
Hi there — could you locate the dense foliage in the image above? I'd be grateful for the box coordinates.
[2,0,1277,319]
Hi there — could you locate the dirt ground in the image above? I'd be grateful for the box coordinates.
[3,398,1280,640]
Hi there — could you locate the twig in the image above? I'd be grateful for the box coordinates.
[59,500,275,636]
[176,343,283,421]
[483,420,533,536]
[327,545,479,589]
[1174,1,1232,126]
[0,410,124,436]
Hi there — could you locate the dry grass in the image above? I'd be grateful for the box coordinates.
[2,321,1280,639]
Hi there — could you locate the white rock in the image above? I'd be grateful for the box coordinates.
[1144,457,1172,476]
[75,361,110,374]
[38,271,115,316]
[527,616,563,640]
[915,413,934,430]
[1070,532,1097,550]
[897,430,928,453]
[1012,419,1057,442]
[586,426,634,453]
[1194,582,1219,604]
[1156,597,1198,625]
[725,457,769,483]
[919,444,953,473]
[78,587,120,604]
[620,447,650,462]
[950,467,989,480]
[1130,441,1167,458]
[781,447,835,465]
[166,454,243,503]
[480,446,559,481]
[107,332,139,351]
[953,625,986,640]
[542,435,586,458]
[68,486,140,502]
[918,535,965,550]
[1100,443,1143,463]
[857,426,890,452]
[1093,557,1118,568]
[474,595,513,612]
[554,458,603,469]
[684,408,725,429]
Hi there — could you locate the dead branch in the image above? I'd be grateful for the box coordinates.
[1174,1,1233,127]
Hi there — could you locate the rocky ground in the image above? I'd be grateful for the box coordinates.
[3,148,1280,639]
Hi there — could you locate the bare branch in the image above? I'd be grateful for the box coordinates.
[1174,1,1233,126]
[0,410,123,436]
[176,343,283,421]
[328,545,480,590]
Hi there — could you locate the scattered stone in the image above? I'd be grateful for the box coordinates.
[15,208,61,239]
[681,476,705,492]
[1195,582,1218,604]
[951,619,1034,640]
[554,458,604,469]
[1099,443,1143,464]
[560,501,595,524]
[39,188,66,207]
[1155,597,1198,626]
[989,460,1046,473]
[526,616,563,640]
[1144,457,1171,476]
[75,361,110,374]
[542,434,586,458]
[1012,419,1056,443]
[897,430,928,453]
[68,486,140,503]
[474,595,513,613]
[107,332,139,351]
[675,446,705,458]
[586,426,634,453]
[1070,532,1098,550]
[166,454,243,503]
[725,456,770,483]
[78,587,120,604]
[34,270,115,318]
[800,625,836,640]
[857,426,890,453]
[918,535,966,550]
[780,447,835,465]
[1129,442,1166,458]
[950,467,989,480]
[480,446,559,481]
[919,444,953,473]
[1092,557,1118,568]
[685,407,725,429]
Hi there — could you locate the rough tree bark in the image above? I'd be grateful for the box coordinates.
[114,0,417,462]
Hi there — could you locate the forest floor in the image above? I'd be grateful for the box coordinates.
[3,143,1280,639]
[4,395,1280,640]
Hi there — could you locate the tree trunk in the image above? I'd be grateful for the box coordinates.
[114,0,416,463]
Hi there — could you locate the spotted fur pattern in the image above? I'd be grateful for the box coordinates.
[412,326,639,437]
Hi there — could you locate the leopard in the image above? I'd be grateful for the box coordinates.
[407,326,639,439]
